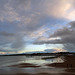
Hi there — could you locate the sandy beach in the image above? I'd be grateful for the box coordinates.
[9,63,40,68]
[0,72,75,75]
[0,55,75,75]
[47,55,75,68]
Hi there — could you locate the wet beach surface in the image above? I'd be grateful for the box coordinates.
[0,55,75,75]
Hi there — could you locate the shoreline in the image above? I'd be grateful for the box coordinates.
[0,55,75,75]
[47,55,75,68]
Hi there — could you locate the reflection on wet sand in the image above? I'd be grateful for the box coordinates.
[9,63,40,68]
[47,56,75,68]
[0,55,75,75]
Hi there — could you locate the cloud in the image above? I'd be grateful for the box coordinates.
[0,0,75,23]
[0,49,16,52]
[11,36,25,49]
[34,21,75,51]
[0,0,75,54]
[0,32,15,45]
[41,0,71,18]
[0,31,14,36]
[49,22,75,44]
[0,30,25,52]
[44,0,75,21]
[0,0,43,54]
[29,25,50,38]
[34,36,61,44]
[0,0,74,23]
[44,48,67,53]
[53,48,67,53]
[30,0,75,20]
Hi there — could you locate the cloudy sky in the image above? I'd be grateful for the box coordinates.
[0,0,75,54]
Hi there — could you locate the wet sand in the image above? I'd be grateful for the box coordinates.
[47,55,75,68]
[0,55,75,75]
[0,73,52,75]
[0,72,75,75]
[9,63,40,68]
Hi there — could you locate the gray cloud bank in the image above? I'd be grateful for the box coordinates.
[34,21,75,51]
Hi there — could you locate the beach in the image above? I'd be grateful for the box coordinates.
[0,55,75,75]
[47,55,75,68]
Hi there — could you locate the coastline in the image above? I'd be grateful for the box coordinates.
[0,55,75,75]
[47,55,75,68]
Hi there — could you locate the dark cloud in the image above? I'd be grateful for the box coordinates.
[0,49,16,52]
[63,43,75,51]
[0,31,14,36]
[11,36,25,49]
[49,21,75,44]
[34,21,75,51]
[69,21,75,29]
[34,37,62,44]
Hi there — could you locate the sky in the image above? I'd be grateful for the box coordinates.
[0,0,75,54]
